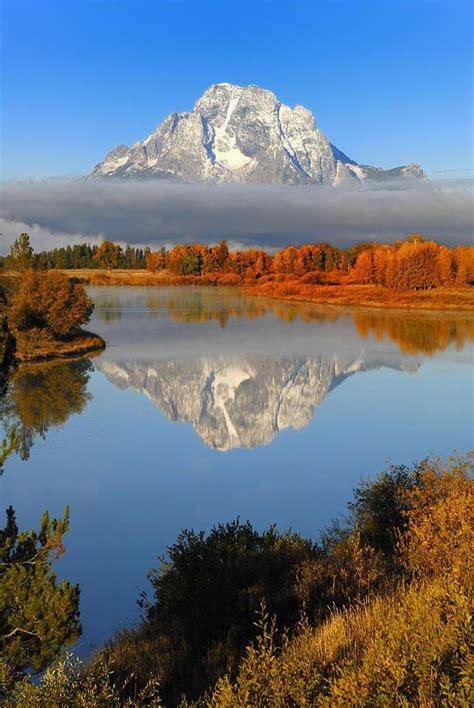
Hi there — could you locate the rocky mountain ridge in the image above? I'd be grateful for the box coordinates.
[90,83,426,185]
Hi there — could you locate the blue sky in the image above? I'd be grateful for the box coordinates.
[1,0,472,180]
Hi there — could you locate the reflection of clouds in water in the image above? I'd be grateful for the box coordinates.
[89,287,473,450]
[88,287,474,360]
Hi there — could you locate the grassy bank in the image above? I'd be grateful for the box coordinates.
[247,280,474,312]
[206,455,473,706]
[13,328,105,362]
[207,573,472,707]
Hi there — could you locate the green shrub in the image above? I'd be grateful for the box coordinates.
[98,520,317,704]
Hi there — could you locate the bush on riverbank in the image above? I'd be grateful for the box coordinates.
[206,454,473,707]
[4,270,104,361]
[2,453,472,706]
[90,453,472,705]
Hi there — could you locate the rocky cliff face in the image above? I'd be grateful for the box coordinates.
[97,354,375,450]
[90,83,426,185]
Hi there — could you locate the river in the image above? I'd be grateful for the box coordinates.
[1,286,472,654]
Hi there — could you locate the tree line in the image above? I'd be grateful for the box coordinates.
[151,235,473,289]
[0,235,149,271]
[2,232,473,290]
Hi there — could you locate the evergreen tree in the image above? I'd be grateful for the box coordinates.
[93,241,123,269]
[0,506,81,685]
[7,234,34,271]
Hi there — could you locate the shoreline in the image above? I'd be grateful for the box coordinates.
[63,270,474,313]
[246,283,474,313]
[14,329,106,363]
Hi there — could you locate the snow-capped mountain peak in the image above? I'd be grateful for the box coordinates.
[90,82,426,185]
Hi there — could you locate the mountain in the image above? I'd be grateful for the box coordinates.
[90,83,426,185]
[96,354,408,450]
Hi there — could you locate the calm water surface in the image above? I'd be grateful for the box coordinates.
[1,287,473,653]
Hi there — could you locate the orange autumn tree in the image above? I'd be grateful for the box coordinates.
[146,248,168,272]
[350,236,473,291]
[9,270,93,339]
[93,240,123,269]
[453,246,474,287]
[388,238,441,290]
[144,236,473,289]
[351,248,375,284]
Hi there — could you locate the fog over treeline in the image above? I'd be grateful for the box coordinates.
[0,178,472,254]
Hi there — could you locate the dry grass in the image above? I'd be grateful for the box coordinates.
[63,269,235,286]
[247,281,474,312]
[15,329,105,362]
[207,574,472,707]
[205,457,474,707]
[65,268,173,286]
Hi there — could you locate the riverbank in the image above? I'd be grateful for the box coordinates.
[247,281,474,312]
[63,269,474,312]
[0,270,106,366]
[13,328,105,363]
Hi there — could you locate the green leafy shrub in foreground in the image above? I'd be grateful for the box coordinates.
[96,520,318,704]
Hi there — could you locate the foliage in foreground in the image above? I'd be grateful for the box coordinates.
[94,521,318,705]
[207,455,473,706]
[0,507,81,693]
[1,654,162,707]
[208,575,472,707]
[91,453,473,706]
[1,453,472,706]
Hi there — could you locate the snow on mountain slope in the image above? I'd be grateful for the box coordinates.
[90,82,426,185]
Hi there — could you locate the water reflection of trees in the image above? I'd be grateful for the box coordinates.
[164,291,269,328]
[353,311,474,356]
[0,358,93,463]
[148,291,473,356]
[96,297,123,322]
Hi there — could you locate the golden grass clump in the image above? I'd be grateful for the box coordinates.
[205,455,474,707]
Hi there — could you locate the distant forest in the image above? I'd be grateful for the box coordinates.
[0,242,149,271]
[1,234,473,291]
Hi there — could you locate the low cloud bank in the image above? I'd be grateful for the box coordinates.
[0,178,472,253]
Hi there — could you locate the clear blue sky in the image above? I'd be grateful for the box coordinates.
[1,0,472,180]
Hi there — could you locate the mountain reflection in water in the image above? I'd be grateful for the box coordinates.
[97,355,415,450]
[2,289,472,456]
[91,287,473,451]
